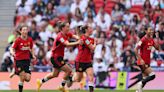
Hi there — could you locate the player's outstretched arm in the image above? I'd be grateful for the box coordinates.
[64,40,81,47]
[72,35,80,40]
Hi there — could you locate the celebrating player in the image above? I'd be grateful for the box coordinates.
[36,22,80,92]
[70,25,96,92]
[134,27,160,92]
[10,25,36,92]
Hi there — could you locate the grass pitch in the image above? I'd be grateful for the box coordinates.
[0,90,163,92]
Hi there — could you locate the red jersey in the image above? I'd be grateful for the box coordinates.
[12,37,33,60]
[76,35,94,63]
[51,32,73,58]
[137,36,155,65]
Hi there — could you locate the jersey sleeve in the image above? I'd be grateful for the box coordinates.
[12,38,19,49]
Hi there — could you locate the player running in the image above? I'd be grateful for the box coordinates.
[10,25,36,92]
[70,25,96,92]
[36,22,80,92]
[134,27,160,92]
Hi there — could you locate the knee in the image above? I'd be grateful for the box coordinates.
[25,79,30,82]
[25,76,31,82]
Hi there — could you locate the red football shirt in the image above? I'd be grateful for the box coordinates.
[12,37,33,60]
[137,36,155,65]
[51,32,73,58]
[76,35,94,63]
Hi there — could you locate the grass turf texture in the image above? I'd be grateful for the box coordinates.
[0,90,163,92]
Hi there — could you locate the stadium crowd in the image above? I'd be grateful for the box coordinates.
[1,0,164,74]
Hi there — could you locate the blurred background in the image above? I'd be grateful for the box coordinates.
[0,0,164,90]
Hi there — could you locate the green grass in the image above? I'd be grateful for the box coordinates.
[0,90,163,92]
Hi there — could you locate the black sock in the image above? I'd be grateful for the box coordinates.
[68,76,73,82]
[89,86,94,92]
[42,78,48,83]
[18,83,23,92]
[142,74,155,88]
[42,79,46,83]
[61,80,66,87]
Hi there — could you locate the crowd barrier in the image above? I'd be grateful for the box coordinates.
[0,72,164,90]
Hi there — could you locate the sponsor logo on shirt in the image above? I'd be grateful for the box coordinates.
[85,39,90,45]
[60,38,65,43]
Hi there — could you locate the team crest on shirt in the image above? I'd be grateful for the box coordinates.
[60,38,65,43]
[85,39,90,45]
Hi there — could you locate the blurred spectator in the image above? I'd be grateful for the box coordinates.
[16,0,31,16]
[94,32,110,65]
[111,4,124,21]
[130,15,141,30]
[106,35,123,57]
[38,20,51,42]
[16,0,33,7]
[56,0,70,16]
[28,20,39,40]
[87,0,95,11]
[70,0,88,15]
[142,0,153,17]
[84,7,96,29]
[154,4,162,15]
[84,6,96,19]
[43,2,56,20]
[121,47,136,71]
[131,0,145,6]
[32,0,46,15]
[141,15,154,27]
[160,0,164,9]
[111,50,124,71]
[64,47,77,62]
[1,56,13,72]
[93,59,107,75]
[123,9,133,25]
[95,7,111,32]
[108,63,118,72]
[34,45,51,72]
[123,27,137,48]
[110,25,126,41]
[156,22,164,50]
[119,0,131,9]
[70,8,84,29]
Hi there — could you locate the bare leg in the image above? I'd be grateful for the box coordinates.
[86,68,94,92]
